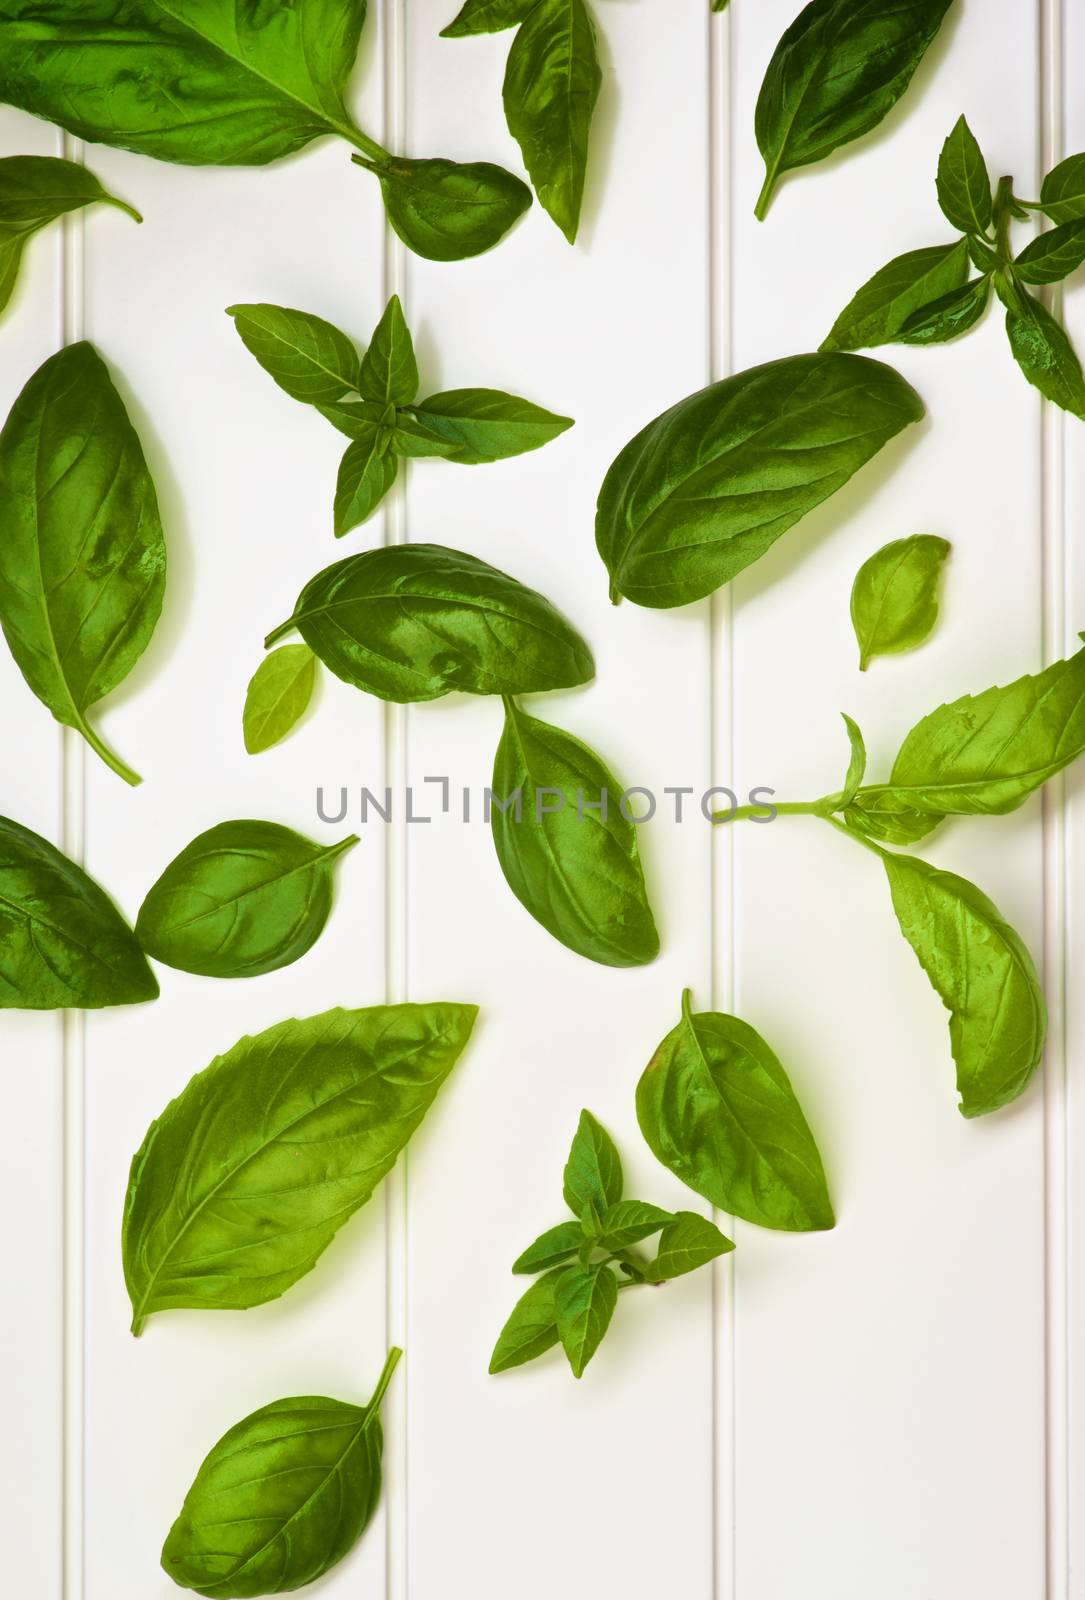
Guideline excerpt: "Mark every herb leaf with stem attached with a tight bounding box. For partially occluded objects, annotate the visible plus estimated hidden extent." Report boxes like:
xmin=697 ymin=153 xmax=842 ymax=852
xmin=0 ymin=155 xmax=140 ymax=318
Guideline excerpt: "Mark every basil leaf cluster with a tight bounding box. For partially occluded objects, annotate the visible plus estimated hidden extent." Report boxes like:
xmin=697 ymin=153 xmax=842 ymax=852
xmin=850 ymin=534 xmax=950 ymax=670
xmin=0 ymin=155 xmax=140 ymax=318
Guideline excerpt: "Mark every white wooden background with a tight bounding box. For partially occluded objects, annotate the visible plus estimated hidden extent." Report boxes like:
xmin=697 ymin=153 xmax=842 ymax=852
xmin=0 ymin=1 xmax=1081 ymax=1595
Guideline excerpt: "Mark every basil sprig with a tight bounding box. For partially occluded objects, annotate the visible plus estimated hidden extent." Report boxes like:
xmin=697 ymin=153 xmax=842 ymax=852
xmin=0 ymin=155 xmax=140 ymax=319
xmin=491 ymin=1110 xmax=733 ymax=1379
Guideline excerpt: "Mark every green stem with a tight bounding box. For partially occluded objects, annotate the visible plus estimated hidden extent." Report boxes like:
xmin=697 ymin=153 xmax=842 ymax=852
xmin=76 ymin=715 xmax=142 ymax=787
xmin=754 ymin=162 xmax=779 ymax=221
xmin=364 ymin=1346 xmax=403 ymax=1420
xmin=993 ymin=175 xmax=1016 ymax=265
xmin=264 ymin=618 xmax=297 ymax=648
xmin=324 ymin=833 xmax=361 ymax=862
xmin=711 ymin=798 xmax=829 ymax=825
xmin=334 ymin=119 xmax=389 ymax=166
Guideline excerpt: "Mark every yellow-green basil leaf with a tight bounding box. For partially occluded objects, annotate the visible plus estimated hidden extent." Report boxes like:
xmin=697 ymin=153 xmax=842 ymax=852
xmin=935 ymin=115 xmax=992 ymax=235
xmin=358 ymin=294 xmax=418 ymax=405
xmin=491 ymin=700 xmax=658 ymax=967
xmin=123 ymin=1002 xmax=478 ymax=1332
xmin=242 ymin=644 xmax=317 ymax=755
xmin=1003 ymin=285 xmax=1085 ymax=417
xmin=334 ymin=431 xmax=398 ymax=535
xmin=161 ymin=1349 xmax=400 ymax=1599
xmin=0 ymin=341 xmax=166 ymax=786
xmin=442 ymin=0 xmax=536 ymax=35
xmin=838 ymin=712 xmax=867 ymax=808
xmin=135 ymin=820 xmax=358 ymax=979
xmin=226 ymin=302 xmax=360 ymax=404
xmin=0 ymin=155 xmax=139 ymax=316
xmin=511 ymin=1220 xmax=584 ymax=1275
xmin=643 ymin=1211 xmax=734 ymax=1283
xmin=897 ymin=274 xmax=991 ymax=345
xmin=597 ymin=352 xmax=923 ymax=609
xmin=850 ymin=534 xmax=950 ymax=670
xmin=490 ymin=1268 xmax=564 ymax=1373
xmin=503 ymin=0 xmax=601 ymax=243
xmin=554 ymin=1262 xmax=617 ymax=1378
xmin=636 ymin=990 xmax=834 ymax=1231
xmin=406 ymin=387 xmax=574 ymax=464
xmin=0 ymin=813 xmax=157 ymax=1011
xmin=1015 ymin=219 xmax=1085 ymax=286
xmin=356 ymin=154 xmax=531 ymax=261
xmin=268 ymin=545 xmax=594 ymax=703
xmin=563 ymin=1108 xmax=623 ymax=1213
xmin=821 ymin=241 xmax=970 ymax=352
xmin=840 ymin=798 xmax=942 ymax=847
xmin=596 ymin=1200 xmax=673 ymax=1252
xmin=1040 ymin=153 xmax=1085 ymax=224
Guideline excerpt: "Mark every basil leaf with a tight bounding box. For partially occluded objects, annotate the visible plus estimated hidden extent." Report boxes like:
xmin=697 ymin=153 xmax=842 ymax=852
xmin=335 ymin=432 xmax=398 ymax=536
xmin=554 ymin=1263 xmax=617 ymax=1378
xmin=358 ymin=295 xmax=418 ymax=406
xmin=491 ymin=699 xmax=659 ymax=967
xmin=596 ymin=1200 xmax=674 ymax=1252
xmin=356 ymin=154 xmax=531 ymax=261
xmin=935 ymin=115 xmax=992 ymax=235
xmin=897 ymin=274 xmax=991 ymax=344
xmin=226 ymin=303 xmax=359 ymax=404
xmin=968 ymin=235 xmax=999 ymax=274
xmin=1002 ymin=283 xmax=1085 ymax=417
xmin=442 ymin=0 xmax=537 ymax=35
xmin=405 ymin=388 xmax=574 ymax=464
xmin=242 ymin=644 xmax=317 ymax=755
xmin=1040 ymin=153 xmax=1085 ymax=224
xmin=821 ymin=241 xmax=970 ymax=352
xmin=317 ymin=397 xmax=387 ymax=439
xmin=389 ymin=412 xmax=461 ymax=458
xmin=597 ymin=352 xmax=923 ymax=608
xmin=1014 ymin=219 xmax=1085 ymax=285
xmin=643 ymin=1211 xmax=734 ymax=1283
xmin=503 ymin=0 xmax=602 ymax=243
xmin=490 ymin=1268 xmax=563 ymax=1372
xmin=712 ymin=0 xmax=731 ymax=10
xmin=0 ymin=341 xmax=166 ymax=786
xmin=838 ymin=713 xmax=867 ymax=808
xmin=754 ymin=0 xmax=955 ymax=218
xmin=512 ymin=1221 xmax=585 ymax=1274
xmin=268 ymin=545 xmax=593 ymax=703
xmin=563 ymin=1108 xmax=623 ymax=1214
xmin=0 ymin=155 xmax=139 ymax=316
xmin=135 ymin=821 xmax=357 ymax=979
xmin=839 ymin=799 xmax=941 ymax=848
xmin=0 ymin=813 xmax=157 ymax=1011
xmin=636 ymin=990 xmax=834 ymax=1231
xmin=124 ymin=1002 xmax=477 ymax=1332
xmin=879 ymin=847 xmax=1045 ymax=1117
xmin=850 ymin=534 xmax=950 ymax=669
xmin=161 ymin=1349 xmax=400 ymax=1599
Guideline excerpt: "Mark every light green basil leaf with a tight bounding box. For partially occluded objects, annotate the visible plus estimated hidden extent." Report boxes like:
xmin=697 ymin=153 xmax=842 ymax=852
xmin=838 ymin=713 xmax=867 ymax=808
xmin=405 ymin=388 xmax=574 ymax=464
xmin=511 ymin=1220 xmax=585 ymax=1275
xmin=490 ymin=1268 xmax=563 ymax=1373
xmin=442 ymin=0 xmax=537 ymax=35
xmin=355 ymin=154 xmax=531 ymax=261
xmin=754 ymin=0 xmax=955 ymax=218
xmin=503 ymin=0 xmax=601 ymax=243
xmin=636 ymin=989 xmax=834 ymax=1231
xmin=491 ymin=699 xmax=659 ymax=967
xmin=243 ymin=644 xmax=317 ymax=755
xmin=1002 ymin=283 xmax=1085 ymax=417
xmin=135 ymin=820 xmax=357 ymax=979
xmin=358 ymin=295 xmax=418 ymax=406
xmin=123 ymin=1001 xmax=477 ymax=1332
xmin=596 ymin=1200 xmax=674 ymax=1252
xmin=563 ymin=1109 xmax=623 ymax=1215
xmin=226 ymin=303 xmax=360 ymax=405
xmin=935 ymin=115 xmax=992 ymax=235
xmin=821 ymin=241 xmax=970 ymax=352
xmin=335 ymin=432 xmax=398 ymax=536
xmin=554 ymin=1263 xmax=617 ymax=1378
xmin=0 ymin=341 xmax=166 ymax=786
xmin=897 ymin=274 xmax=991 ymax=344
xmin=0 ymin=155 xmax=139 ymax=316
xmin=840 ymin=798 xmax=942 ymax=847
xmin=0 ymin=813 xmax=157 ymax=1011
xmin=161 ymin=1349 xmax=400 ymax=1599
xmin=268 ymin=544 xmax=593 ymax=704
xmin=316 ymin=397 xmax=388 ymax=439
xmin=389 ymin=411 xmax=461 ymax=458
xmin=850 ymin=534 xmax=950 ymax=670
xmin=579 ymin=1199 xmax=604 ymax=1243
xmin=597 ymin=352 xmax=923 ymax=609
xmin=1014 ymin=219 xmax=1085 ymax=285
xmin=1040 ymin=153 xmax=1085 ymax=224
xmin=643 ymin=1211 xmax=734 ymax=1283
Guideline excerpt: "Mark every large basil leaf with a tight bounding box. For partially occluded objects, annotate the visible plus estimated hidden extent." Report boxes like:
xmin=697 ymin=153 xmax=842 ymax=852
xmin=1040 ymin=154 xmax=1085 ymax=224
xmin=442 ymin=0 xmax=536 ymax=35
xmin=490 ymin=1268 xmax=564 ymax=1373
xmin=404 ymin=388 xmax=573 ymax=464
xmin=357 ymin=154 xmax=532 ymax=261
xmin=491 ymin=699 xmax=659 ymax=966
xmin=636 ymin=990 xmax=834 ymax=1231
xmin=754 ymin=0 xmax=955 ymax=218
xmin=563 ymin=1108 xmax=623 ymax=1213
xmin=123 ymin=1001 xmax=477 ymax=1332
xmin=596 ymin=352 xmax=923 ymax=608
xmin=242 ymin=644 xmax=317 ymax=755
xmin=503 ymin=0 xmax=601 ymax=243
xmin=226 ymin=303 xmax=359 ymax=404
xmin=267 ymin=545 xmax=594 ymax=703
xmin=643 ymin=1211 xmax=734 ymax=1283
xmin=0 ymin=155 xmax=139 ymax=316
xmin=554 ymin=1262 xmax=617 ymax=1378
xmin=935 ymin=115 xmax=991 ymax=235
xmin=161 ymin=1349 xmax=400 ymax=1599
xmin=850 ymin=534 xmax=950 ymax=670
xmin=0 ymin=342 xmax=166 ymax=785
xmin=1015 ymin=220 xmax=1085 ymax=286
xmin=821 ymin=241 xmax=970 ymax=352
xmin=0 ymin=814 xmax=157 ymax=1011
xmin=136 ymin=820 xmax=358 ymax=979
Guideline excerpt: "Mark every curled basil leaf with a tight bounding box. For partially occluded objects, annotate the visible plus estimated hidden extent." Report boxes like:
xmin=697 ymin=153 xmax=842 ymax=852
xmin=821 ymin=241 xmax=970 ymax=352
xmin=850 ymin=534 xmax=950 ymax=669
xmin=243 ymin=644 xmax=317 ymax=755
xmin=0 ymin=155 xmax=139 ymax=317
xmin=897 ymin=275 xmax=991 ymax=345
xmin=355 ymin=154 xmax=531 ymax=261
xmin=838 ymin=713 xmax=867 ymax=808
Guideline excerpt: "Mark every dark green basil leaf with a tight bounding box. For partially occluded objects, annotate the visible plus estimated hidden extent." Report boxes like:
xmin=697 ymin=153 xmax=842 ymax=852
xmin=1040 ymin=153 xmax=1085 ymax=224
xmin=643 ymin=1211 xmax=734 ymax=1283
xmin=1001 ymin=281 xmax=1085 ymax=417
xmin=512 ymin=1221 xmax=585 ymax=1274
xmin=821 ymin=241 xmax=970 ymax=352
xmin=897 ymin=274 xmax=991 ymax=344
xmin=135 ymin=820 xmax=357 ymax=979
xmin=0 ymin=341 xmax=166 ymax=786
xmin=554 ymin=1262 xmax=617 ymax=1378
xmin=596 ymin=1200 xmax=674 ymax=1252
xmin=442 ymin=0 xmax=537 ymax=35
xmin=0 ymin=813 xmax=157 ymax=1011
xmin=334 ymin=431 xmax=398 ymax=536
xmin=123 ymin=1002 xmax=477 ymax=1332
xmin=935 ymin=115 xmax=992 ymax=235
xmin=754 ymin=0 xmax=955 ymax=218
xmin=226 ymin=303 xmax=359 ymax=404
xmin=0 ymin=155 xmax=139 ymax=316
xmin=636 ymin=990 xmax=834 ymax=1231
xmin=503 ymin=0 xmax=601 ymax=243
xmin=355 ymin=154 xmax=531 ymax=261
xmin=389 ymin=412 xmax=461 ymax=458
xmin=563 ymin=1109 xmax=623 ymax=1214
xmin=243 ymin=644 xmax=317 ymax=755
xmin=968 ymin=235 xmax=999 ymax=274
xmin=490 ymin=1268 xmax=564 ymax=1372
xmin=838 ymin=713 xmax=867 ymax=807
xmin=161 ymin=1349 xmax=400 ymax=1599
xmin=358 ymin=295 xmax=418 ymax=406
xmin=1014 ymin=219 xmax=1085 ymax=285
xmin=491 ymin=699 xmax=659 ymax=967
xmin=850 ymin=534 xmax=950 ymax=669
xmin=405 ymin=388 xmax=574 ymax=464
xmin=597 ymin=352 xmax=923 ymax=608
xmin=711 ymin=0 xmax=731 ymax=10
xmin=268 ymin=545 xmax=593 ymax=704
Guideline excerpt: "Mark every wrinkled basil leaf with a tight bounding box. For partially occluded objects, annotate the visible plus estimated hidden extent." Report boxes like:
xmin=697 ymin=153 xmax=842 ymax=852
xmin=554 ymin=1262 xmax=617 ymax=1378
xmin=0 ymin=155 xmax=139 ymax=316
xmin=226 ymin=303 xmax=359 ymax=404
xmin=821 ymin=241 xmax=970 ymax=352
xmin=1040 ymin=153 xmax=1085 ymax=225
xmin=358 ymin=294 xmax=418 ymax=406
xmin=643 ymin=1211 xmax=734 ymax=1283
xmin=243 ymin=644 xmax=317 ymax=755
xmin=563 ymin=1108 xmax=623 ymax=1214
xmin=935 ymin=115 xmax=992 ymax=235
xmin=442 ymin=0 xmax=536 ymax=35
xmin=490 ymin=1268 xmax=564 ymax=1372
xmin=850 ymin=534 xmax=950 ymax=669
xmin=1001 ymin=282 xmax=1085 ymax=416
xmin=512 ymin=1220 xmax=585 ymax=1275
xmin=334 ymin=429 xmax=398 ymax=535
xmin=897 ymin=274 xmax=991 ymax=344
xmin=356 ymin=154 xmax=531 ymax=261
xmin=404 ymin=388 xmax=573 ymax=464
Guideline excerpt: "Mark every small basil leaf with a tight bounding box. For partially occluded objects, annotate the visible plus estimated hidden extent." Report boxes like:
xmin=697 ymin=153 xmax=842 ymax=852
xmin=821 ymin=240 xmax=970 ymax=351
xmin=0 ymin=813 xmax=157 ymax=1010
xmin=389 ymin=412 xmax=461 ymax=458
xmin=124 ymin=1002 xmax=477 ymax=1332
xmin=754 ymin=0 xmax=955 ymax=218
xmin=1040 ymin=153 xmax=1085 ymax=224
xmin=243 ymin=644 xmax=317 ymax=755
xmin=554 ymin=1263 xmax=618 ymax=1378
xmin=358 ymin=294 xmax=418 ymax=405
xmin=511 ymin=1221 xmax=585 ymax=1274
xmin=269 ymin=545 xmax=593 ymax=702
xmin=850 ymin=534 xmax=950 ymax=670
xmin=1002 ymin=284 xmax=1085 ymax=417
xmin=503 ymin=0 xmax=602 ymax=243
xmin=442 ymin=0 xmax=537 ymax=35
xmin=580 ymin=1199 xmax=604 ymax=1242
xmin=935 ymin=115 xmax=992 ymax=235
xmin=643 ymin=1211 xmax=734 ymax=1283
xmin=226 ymin=302 xmax=360 ymax=405
xmin=406 ymin=388 xmax=574 ymax=464
xmin=636 ymin=989 xmax=835 ymax=1231
xmin=356 ymin=154 xmax=531 ymax=261
xmin=897 ymin=275 xmax=991 ymax=344
xmin=596 ymin=1200 xmax=674 ymax=1252
xmin=597 ymin=352 xmax=923 ymax=608
xmin=161 ymin=1350 xmax=400 ymax=1599
xmin=335 ymin=432 xmax=398 ymax=535
xmin=1014 ymin=218 xmax=1085 ymax=286
xmin=563 ymin=1109 xmax=623 ymax=1215
xmin=135 ymin=820 xmax=358 ymax=979
xmin=316 ymin=397 xmax=388 ymax=439
xmin=491 ymin=698 xmax=659 ymax=967
xmin=0 ymin=155 xmax=139 ymax=317
xmin=840 ymin=800 xmax=942 ymax=847
xmin=490 ymin=1268 xmax=564 ymax=1372
xmin=967 ymin=235 xmax=999 ymax=273
xmin=838 ymin=713 xmax=867 ymax=807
